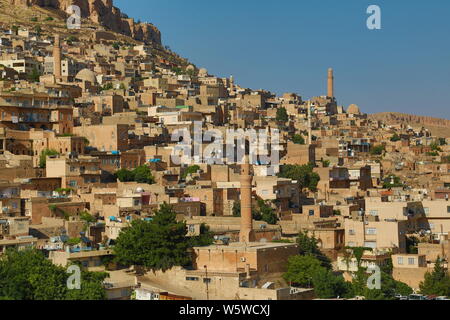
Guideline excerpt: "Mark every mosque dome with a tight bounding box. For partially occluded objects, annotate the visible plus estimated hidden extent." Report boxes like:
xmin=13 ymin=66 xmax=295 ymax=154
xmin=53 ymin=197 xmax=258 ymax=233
xmin=75 ymin=69 xmax=97 ymax=84
xmin=198 ymin=68 xmax=208 ymax=77
xmin=347 ymin=104 xmax=361 ymax=115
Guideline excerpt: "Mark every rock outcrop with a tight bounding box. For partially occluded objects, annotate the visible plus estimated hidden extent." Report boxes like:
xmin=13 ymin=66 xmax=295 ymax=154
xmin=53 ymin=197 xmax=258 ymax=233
xmin=369 ymin=112 xmax=450 ymax=127
xmin=9 ymin=0 xmax=162 ymax=45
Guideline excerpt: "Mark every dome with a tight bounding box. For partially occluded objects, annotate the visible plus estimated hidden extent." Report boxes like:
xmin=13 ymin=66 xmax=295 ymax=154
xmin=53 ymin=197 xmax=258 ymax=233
xmin=75 ymin=69 xmax=97 ymax=84
xmin=347 ymin=104 xmax=361 ymax=114
xmin=198 ymin=68 xmax=208 ymax=77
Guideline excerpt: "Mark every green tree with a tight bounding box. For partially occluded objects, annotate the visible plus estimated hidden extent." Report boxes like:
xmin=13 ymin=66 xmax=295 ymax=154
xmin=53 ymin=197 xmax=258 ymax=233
xmin=65 ymin=269 xmax=108 ymax=300
xmin=257 ymin=200 xmax=278 ymax=225
xmin=188 ymin=223 xmax=214 ymax=247
xmin=419 ymin=258 xmax=450 ymax=297
xmin=370 ymin=145 xmax=385 ymax=156
xmin=80 ymin=211 xmax=96 ymax=224
xmin=276 ymin=107 xmax=289 ymax=123
xmin=113 ymin=203 xmax=191 ymax=272
xmin=382 ymin=175 xmax=403 ymax=189
xmin=133 ymin=165 xmax=155 ymax=184
xmin=66 ymin=238 xmax=81 ymax=246
xmin=66 ymin=36 xmax=78 ymax=42
xmin=292 ymin=134 xmax=305 ymax=145
xmin=27 ymin=67 xmax=41 ymax=83
xmin=312 ymin=268 xmax=351 ymax=299
xmin=0 ymin=249 xmax=106 ymax=300
xmin=278 ymin=164 xmax=320 ymax=192
xmin=390 ymin=133 xmax=401 ymax=142
xmin=283 ymin=255 xmax=324 ymax=287
xmin=181 ymin=165 xmax=200 ymax=180
xmin=34 ymin=26 xmax=42 ymax=36
xmin=100 ymin=83 xmax=114 ymax=91
xmin=115 ymin=168 xmax=134 ymax=182
xmin=430 ymin=142 xmax=443 ymax=152
xmin=296 ymin=231 xmax=332 ymax=269
xmin=39 ymin=149 xmax=59 ymax=168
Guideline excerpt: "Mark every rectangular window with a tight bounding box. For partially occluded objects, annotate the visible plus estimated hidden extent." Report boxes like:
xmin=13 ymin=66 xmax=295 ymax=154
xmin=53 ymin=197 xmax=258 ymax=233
xmin=447 ymin=206 xmax=450 ymax=213
xmin=203 ymin=278 xmax=211 ymax=284
xmin=349 ymin=229 xmax=355 ymax=235
xmin=186 ymin=277 xmax=199 ymax=281
xmin=364 ymin=241 xmax=376 ymax=249
xmin=398 ymin=257 xmax=404 ymax=265
xmin=408 ymin=258 xmax=415 ymax=265
xmin=366 ymin=228 xmax=377 ymax=235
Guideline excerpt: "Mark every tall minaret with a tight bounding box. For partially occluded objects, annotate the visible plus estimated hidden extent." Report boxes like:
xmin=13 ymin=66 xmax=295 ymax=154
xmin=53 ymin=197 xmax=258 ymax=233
xmin=53 ymin=34 xmax=62 ymax=80
xmin=240 ymin=155 xmax=255 ymax=243
xmin=327 ymin=68 xmax=334 ymax=98
xmin=307 ymin=101 xmax=312 ymax=145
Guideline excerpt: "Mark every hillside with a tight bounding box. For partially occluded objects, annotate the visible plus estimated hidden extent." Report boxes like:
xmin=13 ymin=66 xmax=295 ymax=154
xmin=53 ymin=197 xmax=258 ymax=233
xmin=0 ymin=0 xmax=192 ymax=68
xmin=368 ymin=112 xmax=450 ymax=137
xmin=5 ymin=0 xmax=161 ymax=44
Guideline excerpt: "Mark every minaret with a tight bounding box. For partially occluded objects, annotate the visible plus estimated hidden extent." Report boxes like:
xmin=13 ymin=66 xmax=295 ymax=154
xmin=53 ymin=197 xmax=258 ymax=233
xmin=327 ymin=68 xmax=334 ymax=98
xmin=53 ymin=34 xmax=62 ymax=80
xmin=307 ymin=101 xmax=312 ymax=145
xmin=240 ymin=155 xmax=255 ymax=243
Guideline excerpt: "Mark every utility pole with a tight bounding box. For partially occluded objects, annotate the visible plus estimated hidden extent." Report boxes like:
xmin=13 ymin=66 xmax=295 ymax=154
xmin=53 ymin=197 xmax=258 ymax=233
xmin=204 ymin=265 xmax=209 ymax=300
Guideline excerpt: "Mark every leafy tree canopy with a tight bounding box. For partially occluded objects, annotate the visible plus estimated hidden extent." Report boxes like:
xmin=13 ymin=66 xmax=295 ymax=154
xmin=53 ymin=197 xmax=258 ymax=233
xmin=370 ymin=145 xmax=385 ymax=156
xmin=276 ymin=107 xmax=289 ymax=123
xmin=278 ymin=164 xmax=320 ymax=192
xmin=181 ymin=165 xmax=201 ymax=180
xmin=115 ymin=165 xmax=155 ymax=184
xmin=292 ymin=134 xmax=305 ymax=145
xmin=113 ymin=203 xmax=191 ymax=272
xmin=296 ymin=231 xmax=332 ymax=270
xmin=0 ymin=249 xmax=107 ymax=300
xmin=419 ymin=258 xmax=450 ymax=297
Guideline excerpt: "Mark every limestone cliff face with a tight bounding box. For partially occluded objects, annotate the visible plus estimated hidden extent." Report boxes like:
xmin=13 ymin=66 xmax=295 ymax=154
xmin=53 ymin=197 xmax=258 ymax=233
xmin=9 ymin=0 xmax=162 ymax=45
xmin=369 ymin=112 xmax=450 ymax=127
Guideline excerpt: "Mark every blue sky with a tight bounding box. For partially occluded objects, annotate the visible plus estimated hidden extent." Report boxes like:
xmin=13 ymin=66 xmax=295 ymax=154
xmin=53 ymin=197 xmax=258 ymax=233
xmin=116 ymin=0 xmax=450 ymax=119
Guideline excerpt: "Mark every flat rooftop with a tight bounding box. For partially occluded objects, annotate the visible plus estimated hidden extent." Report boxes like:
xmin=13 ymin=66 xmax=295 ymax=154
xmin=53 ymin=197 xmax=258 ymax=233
xmin=193 ymin=241 xmax=297 ymax=252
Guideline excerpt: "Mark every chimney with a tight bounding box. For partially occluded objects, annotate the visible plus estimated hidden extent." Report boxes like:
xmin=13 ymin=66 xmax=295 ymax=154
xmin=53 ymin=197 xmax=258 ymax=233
xmin=239 ymin=155 xmax=255 ymax=243
xmin=327 ymin=68 xmax=334 ymax=98
xmin=53 ymin=34 xmax=62 ymax=80
xmin=245 ymin=264 xmax=251 ymax=279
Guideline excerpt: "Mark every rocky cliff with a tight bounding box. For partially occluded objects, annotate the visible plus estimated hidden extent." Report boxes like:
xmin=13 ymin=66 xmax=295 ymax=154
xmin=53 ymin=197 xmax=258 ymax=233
xmin=8 ymin=0 xmax=161 ymax=45
xmin=369 ymin=112 xmax=450 ymax=137
xmin=369 ymin=112 xmax=450 ymax=127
